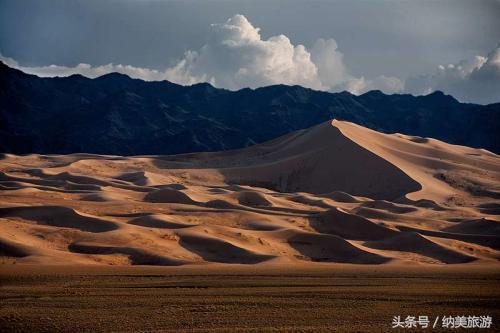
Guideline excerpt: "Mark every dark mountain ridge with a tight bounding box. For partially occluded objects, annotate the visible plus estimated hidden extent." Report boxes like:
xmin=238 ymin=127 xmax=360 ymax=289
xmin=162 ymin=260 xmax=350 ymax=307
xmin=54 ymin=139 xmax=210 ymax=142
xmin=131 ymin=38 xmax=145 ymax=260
xmin=1 ymin=61 xmax=498 ymax=155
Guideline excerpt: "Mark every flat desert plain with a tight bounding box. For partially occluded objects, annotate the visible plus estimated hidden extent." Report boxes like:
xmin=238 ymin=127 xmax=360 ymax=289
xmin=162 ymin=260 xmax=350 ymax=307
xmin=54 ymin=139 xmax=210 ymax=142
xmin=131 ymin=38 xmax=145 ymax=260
xmin=1 ymin=264 xmax=499 ymax=332
xmin=1 ymin=120 xmax=499 ymax=331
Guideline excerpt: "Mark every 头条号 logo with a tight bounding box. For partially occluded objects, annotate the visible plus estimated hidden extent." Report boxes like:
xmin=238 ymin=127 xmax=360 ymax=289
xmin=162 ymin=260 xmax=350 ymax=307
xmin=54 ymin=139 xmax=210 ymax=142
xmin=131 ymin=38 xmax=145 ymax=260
xmin=392 ymin=315 xmax=493 ymax=329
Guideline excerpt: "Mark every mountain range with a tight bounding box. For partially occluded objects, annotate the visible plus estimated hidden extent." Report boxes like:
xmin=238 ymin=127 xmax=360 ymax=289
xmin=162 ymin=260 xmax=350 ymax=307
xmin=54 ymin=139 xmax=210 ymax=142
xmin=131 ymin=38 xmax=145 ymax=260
xmin=1 ymin=61 xmax=499 ymax=155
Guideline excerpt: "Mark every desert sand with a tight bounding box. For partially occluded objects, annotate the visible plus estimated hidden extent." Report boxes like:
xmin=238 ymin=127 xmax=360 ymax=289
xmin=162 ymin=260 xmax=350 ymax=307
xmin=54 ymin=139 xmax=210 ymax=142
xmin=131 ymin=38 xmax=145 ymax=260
xmin=0 ymin=120 xmax=499 ymax=267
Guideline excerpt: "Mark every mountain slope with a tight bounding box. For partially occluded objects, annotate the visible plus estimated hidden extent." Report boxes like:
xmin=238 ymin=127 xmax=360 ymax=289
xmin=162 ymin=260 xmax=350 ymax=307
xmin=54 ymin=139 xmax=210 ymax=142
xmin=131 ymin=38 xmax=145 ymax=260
xmin=1 ymin=62 xmax=499 ymax=155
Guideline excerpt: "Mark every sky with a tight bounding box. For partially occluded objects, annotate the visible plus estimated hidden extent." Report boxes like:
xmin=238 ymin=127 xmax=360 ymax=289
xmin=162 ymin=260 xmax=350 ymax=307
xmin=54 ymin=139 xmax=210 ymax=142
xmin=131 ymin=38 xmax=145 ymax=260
xmin=1 ymin=0 xmax=499 ymax=104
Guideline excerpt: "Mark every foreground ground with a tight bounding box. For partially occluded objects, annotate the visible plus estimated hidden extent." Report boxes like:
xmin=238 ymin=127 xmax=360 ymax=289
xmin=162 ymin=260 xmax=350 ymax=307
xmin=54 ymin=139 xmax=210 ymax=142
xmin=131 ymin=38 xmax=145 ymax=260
xmin=1 ymin=264 xmax=499 ymax=332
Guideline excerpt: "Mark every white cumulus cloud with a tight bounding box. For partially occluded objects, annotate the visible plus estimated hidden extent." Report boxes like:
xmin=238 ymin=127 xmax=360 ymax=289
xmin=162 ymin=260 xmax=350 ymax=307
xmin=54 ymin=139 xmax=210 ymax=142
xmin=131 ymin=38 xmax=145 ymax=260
xmin=156 ymin=15 xmax=404 ymax=94
xmin=166 ymin=15 xmax=322 ymax=90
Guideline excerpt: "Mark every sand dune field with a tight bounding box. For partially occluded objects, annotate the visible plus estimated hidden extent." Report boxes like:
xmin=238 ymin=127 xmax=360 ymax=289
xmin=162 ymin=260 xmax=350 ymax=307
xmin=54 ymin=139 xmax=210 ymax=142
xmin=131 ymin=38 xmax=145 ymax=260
xmin=1 ymin=120 xmax=499 ymax=266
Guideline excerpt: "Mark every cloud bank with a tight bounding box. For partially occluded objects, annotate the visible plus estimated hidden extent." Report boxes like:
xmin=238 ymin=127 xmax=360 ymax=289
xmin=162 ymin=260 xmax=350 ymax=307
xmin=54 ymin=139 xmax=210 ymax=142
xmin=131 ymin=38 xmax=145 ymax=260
xmin=1 ymin=15 xmax=498 ymax=104
xmin=406 ymin=44 xmax=500 ymax=104
xmin=0 ymin=15 xmax=400 ymax=95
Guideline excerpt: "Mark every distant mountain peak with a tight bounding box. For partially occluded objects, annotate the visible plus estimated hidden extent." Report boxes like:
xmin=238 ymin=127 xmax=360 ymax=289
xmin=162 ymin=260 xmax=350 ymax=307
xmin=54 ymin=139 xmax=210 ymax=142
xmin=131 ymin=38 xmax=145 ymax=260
xmin=423 ymin=90 xmax=459 ymax=104
xmin=95 ymin=72 xmax=133 ymax=81
xmin=64 ymin=73 xmax=90 ymax=80
xmin=361 ymin=90 xmax=386 ymax=98
xmin=426 ymin=90 xmax=450 ymax=98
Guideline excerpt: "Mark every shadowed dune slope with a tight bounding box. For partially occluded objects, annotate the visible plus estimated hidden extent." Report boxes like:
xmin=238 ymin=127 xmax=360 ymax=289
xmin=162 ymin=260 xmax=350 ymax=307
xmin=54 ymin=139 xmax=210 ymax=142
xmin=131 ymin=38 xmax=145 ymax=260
xmin=311 ymin=207 xmax=398 ymax=241
xmin=0 ymin=206 xmax=118 ymax=232
xmin=196 ymin=121 xmax=423 ymax=200
xmin=443 ymin=218 xmax=500 ymax=236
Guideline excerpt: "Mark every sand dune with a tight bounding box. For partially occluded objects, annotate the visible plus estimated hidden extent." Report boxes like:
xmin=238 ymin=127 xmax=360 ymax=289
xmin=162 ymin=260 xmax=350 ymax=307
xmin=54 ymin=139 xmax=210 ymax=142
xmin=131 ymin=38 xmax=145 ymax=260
xmin=0 ymin=206 xmax=119 ymax=232
xmin=144 ymin=188 xmax=197 ymax=204
xmin=1 ymin=120 xmax=499 ymax=266
xmin=443 ymin=218 xmax=500 ymax=236
xmin=129 ymin=214 xmax=197 ymax=229
xmin=285 ymin=230 xmax=390 ymax=264
xmin=177 ymin=231 xmax=275 ymax=264
xmin=0 ymin=237 xmax=32 ymax=258
xmin=235 ymin=191 xmax=273 ymax=207
xmin=68 ymin=242 xmax=187 ymax=266
xmin=363 ymin=232 xmax=475 ymax=264
xmin=311 ymin=207 xmax=398 ymax=241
